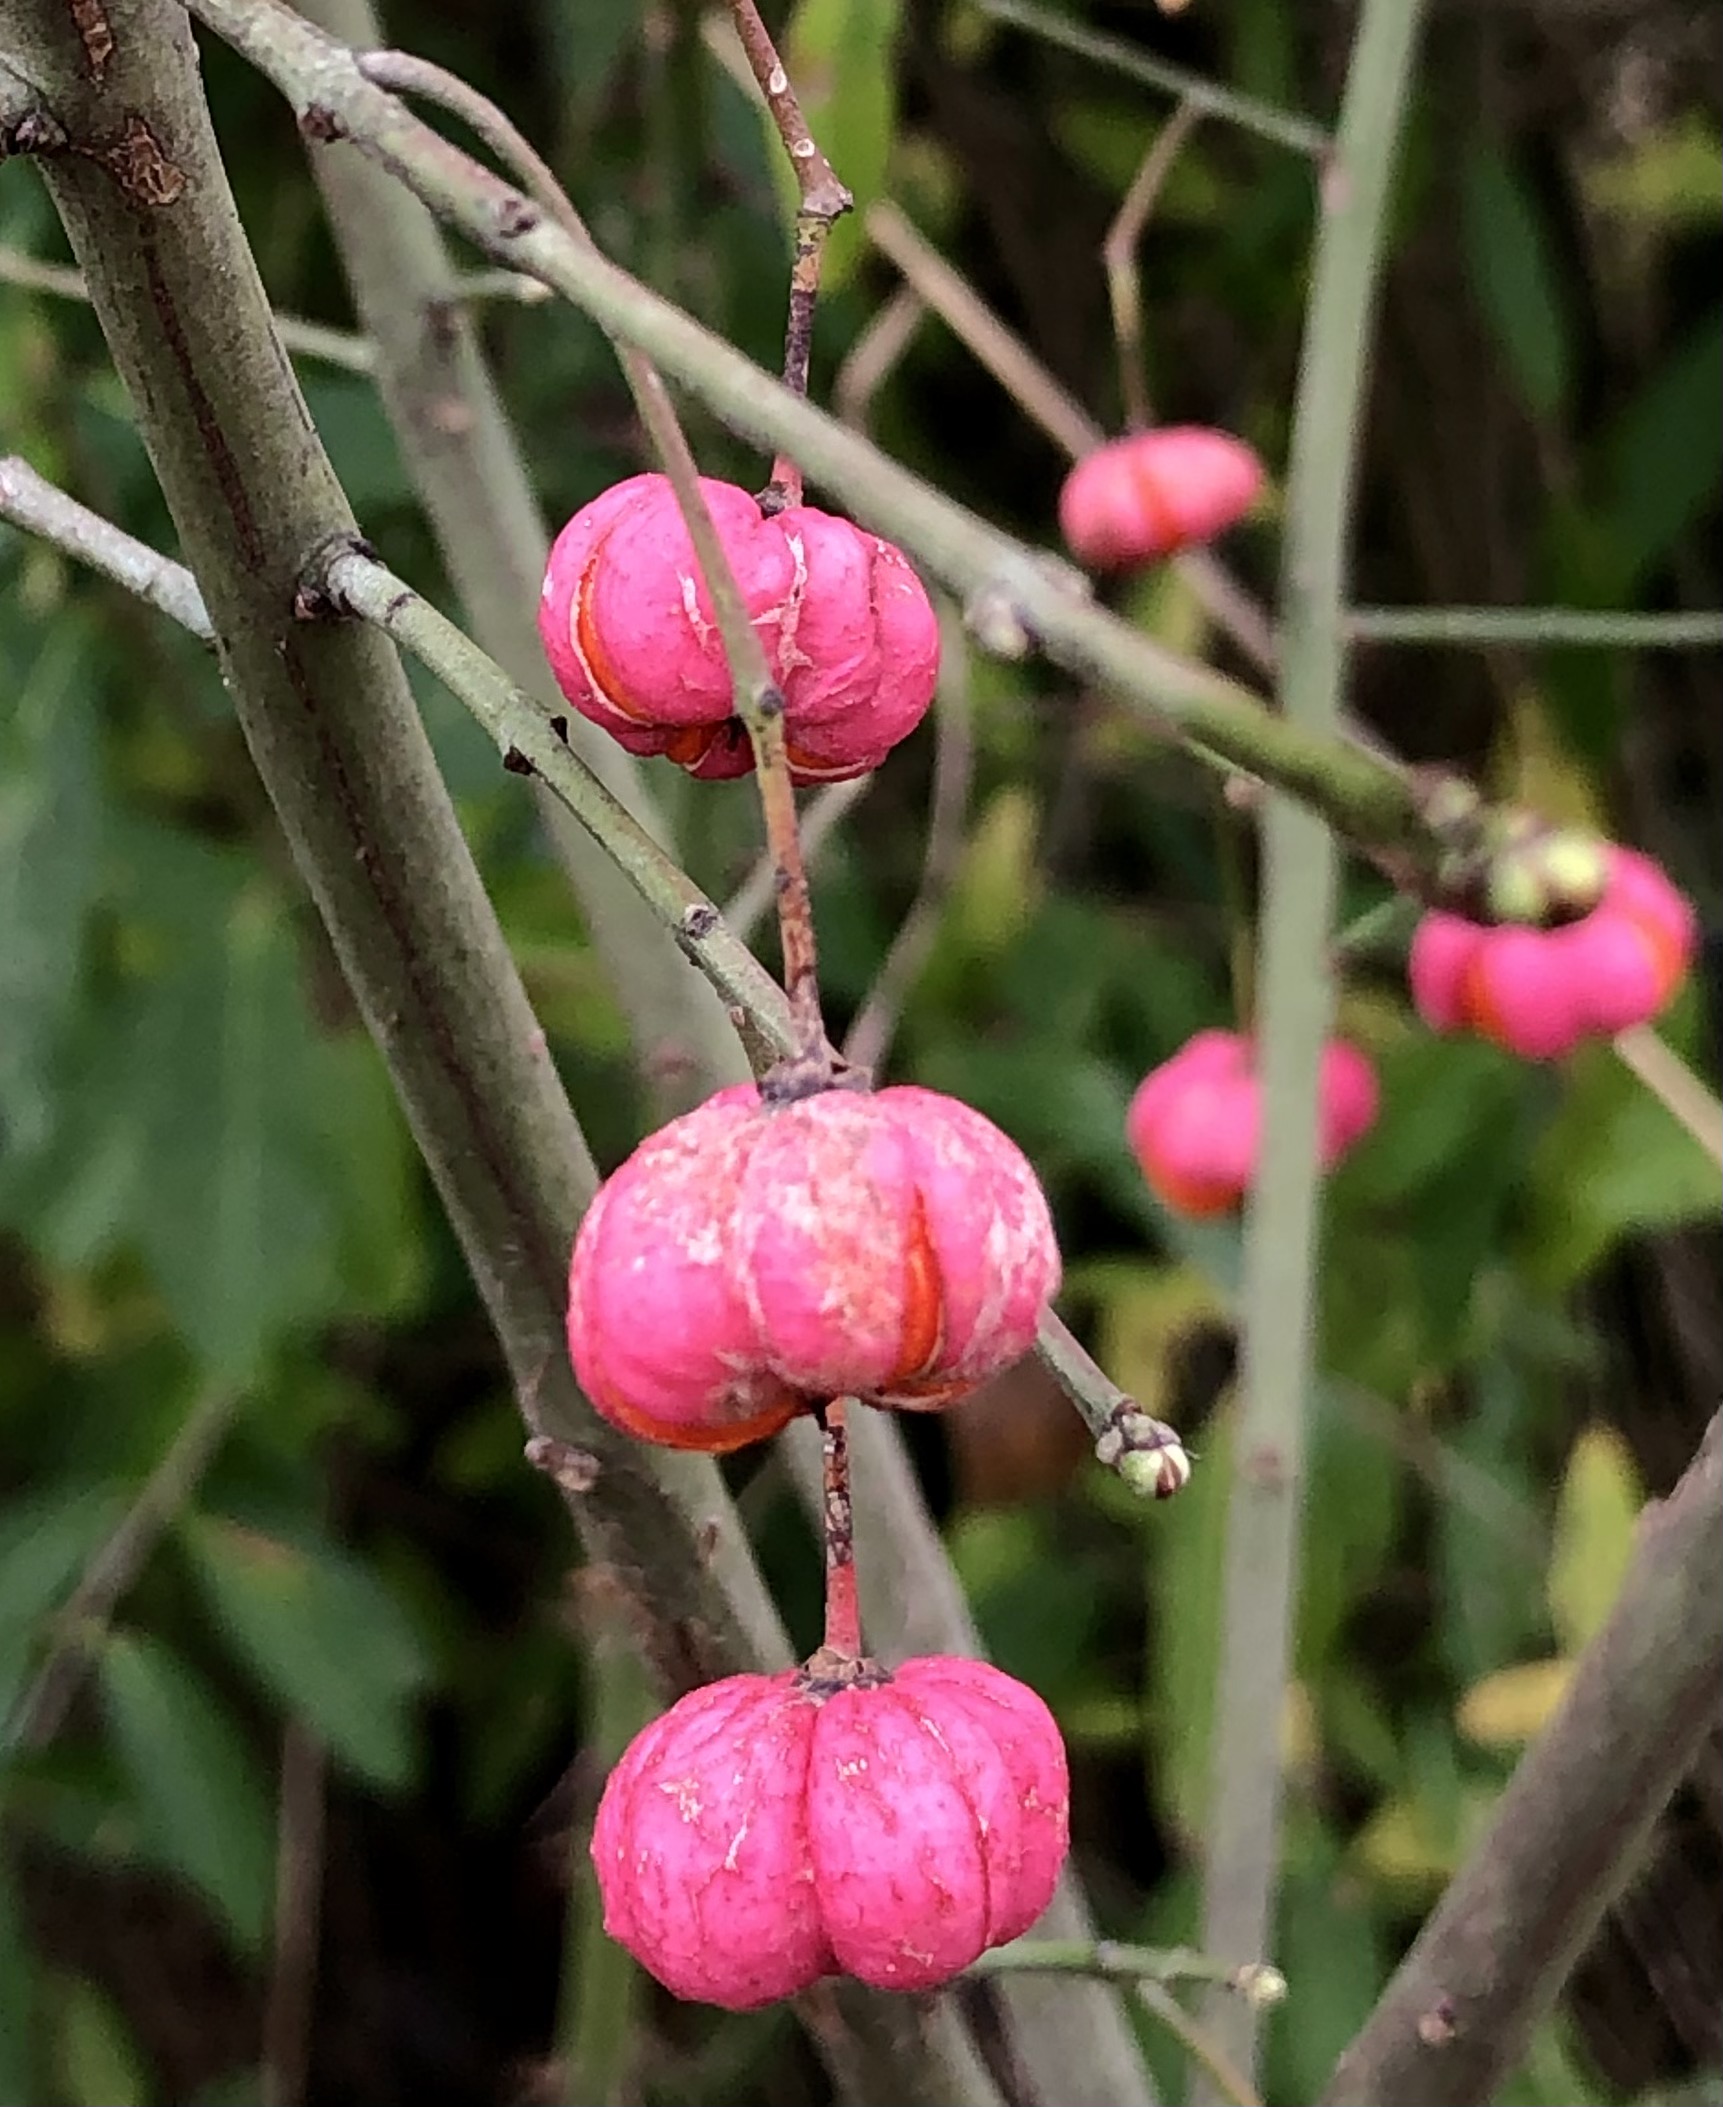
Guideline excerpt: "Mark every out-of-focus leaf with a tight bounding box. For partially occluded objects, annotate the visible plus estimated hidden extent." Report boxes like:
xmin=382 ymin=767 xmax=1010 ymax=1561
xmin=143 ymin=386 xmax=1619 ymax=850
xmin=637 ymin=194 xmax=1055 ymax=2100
xmin=947 ymin=785 xmax=1042 ymax=958
xmin=772 ymin=0 xmax=900 ymax=291
xmin=0 ymin=1485 xmax=124 ymax=1728
xmin=98 ymin=1631 xmax=274 ymax=1949
xmin=1604 ymin=308 xmax=1723 ymax=583
xmin=44 ymin=1973 xmax=148 ymax=2107
xmin=1435 ymin=1357 xmax=1548 ymax=1685
xmin=0 ymin=1856 xmax=35 ymax=2101
xmin=1090 ymin=1262 xmax=1226 ymax=1427
xmin=1584 ymin=114 xmax=1723 ymax=231
xmin=1547 ymin=1425 xmax=1643 ymax=1653
xmin=1523 ymin=1042 xmax=1718 ymax=1289
xmin=1456 ymin=1656 xmax=1572 ymax=1748
xmin=184 ymin=1515 xmax=432 ymax=1789
xmin=0 ymin=627 xmax=101 ymax=1165
xmin=1265 ymin=1826 xmax=1388 ymax=2107
xmin=1460 ymin=143 xmax=1572 ymax=419
xmin=946 ymin=1507 xmax=1101 ymax=1707
xmin=1298 ymin=1391 xmax=1400 ymax=1680
xmin=1144 ymin=1403 xmax=1233 ymax=1839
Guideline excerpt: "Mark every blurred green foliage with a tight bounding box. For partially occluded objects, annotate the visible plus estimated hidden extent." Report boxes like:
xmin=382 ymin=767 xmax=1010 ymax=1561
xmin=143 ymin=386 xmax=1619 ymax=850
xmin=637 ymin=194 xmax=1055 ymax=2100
xmin=2 ymin=0 xmax=1720 ymax=2101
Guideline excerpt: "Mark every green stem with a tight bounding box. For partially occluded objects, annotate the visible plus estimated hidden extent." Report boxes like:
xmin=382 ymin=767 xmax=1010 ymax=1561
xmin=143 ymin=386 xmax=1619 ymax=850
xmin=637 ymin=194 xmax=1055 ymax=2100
xmin=1348 ymin=605 xmax=1723 ymax=648
xmin=177 ymin=0 xmax=1456 ymax=886
xmin=968 ymin=1939 xmax=1286 ymax=2003
xmin=975 ymin=0 xmax=1332 ymax=159
xmin=1194 ymin=0 xmax=1427 ymax=2097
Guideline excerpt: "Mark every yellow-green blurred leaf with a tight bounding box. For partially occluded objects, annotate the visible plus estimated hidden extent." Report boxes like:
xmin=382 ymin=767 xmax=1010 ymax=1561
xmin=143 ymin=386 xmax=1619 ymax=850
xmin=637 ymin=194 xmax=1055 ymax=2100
xmin=1547 ymin=1425 xmax=1642 ymax=1652
xmin=1584 ymin=115 xmax=1723 ymax=232
xmin=948 ymin=785 xmax=1041 ymax=957
xmin=1092 ymin=1262 xmax=1225 ymax=1428
xmin=1353 ymin=1794 xmax=1456 ymax=1897
xmin=771 ymin=0 xmax=901 ymax=291
xmin=1456 ymin=1656 xmax=1572 ymax=1749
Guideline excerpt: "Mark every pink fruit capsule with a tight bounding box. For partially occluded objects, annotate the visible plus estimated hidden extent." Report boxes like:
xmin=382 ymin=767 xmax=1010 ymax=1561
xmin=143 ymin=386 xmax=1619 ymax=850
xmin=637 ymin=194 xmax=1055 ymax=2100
xmin=1125 ymin=1029 xmax=1379 ymax=1218
xmin=1059 ymin=426 xmax=1266 ymax=572
xmin=538 ymin=475 xmax=939 ymax=784
xmin=591 ymin=1652 xmax=1069 ymax=2008
xmin=1408 ymin=846 xmax=1696 ymax=1061
xmin=566 ymin=1083 xmax=1061 ymax=1450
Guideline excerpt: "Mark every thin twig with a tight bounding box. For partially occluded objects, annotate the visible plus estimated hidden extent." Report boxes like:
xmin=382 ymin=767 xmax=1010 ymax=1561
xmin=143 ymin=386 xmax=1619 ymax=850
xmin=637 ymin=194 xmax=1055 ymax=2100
xmin=969 ymin=1938 xmax=1286 ymax=2004
xmin=976 ymin=0 xmax=1332 ymax=159
xmin=4 ymin=1388 xmax=240 ymax=1754
xmin=816 ymin=1398 xmax=863 ymax=1661
xmin=354 ymin=44 xmax=827 ymax=1069
xmin=261 ymin=1722 xmax=326 ymax=2107
xmin=1194 ymin=3 xmax=1427 ymax=2096
xmin=723 ymin=0 xmax=852 ymax=506
xmin=844 ymin=606 xmax=975 ymax=1075
xmin=1347 ymin=605 xmax=1723 ymax=648
xmin=860 ymin=199 xmax=1279 ymax=677
xmin=1101 ymin=101 xmax=1201 ymax=431
xmin=1 ymin=453 xmax=214 ymax=637
xmin=1138 ymin=1981 xmax=1264 ymax=2107
xmin=834 ymin=282 xmax=924 ymax=432
xmin=725 ymin=780 xmax=869 ymax=943
xmin=1614 ymin=1025 xmax=1723 ymax=1166
xmin=1323 ymin=1415 xmax=1723 ymax=2107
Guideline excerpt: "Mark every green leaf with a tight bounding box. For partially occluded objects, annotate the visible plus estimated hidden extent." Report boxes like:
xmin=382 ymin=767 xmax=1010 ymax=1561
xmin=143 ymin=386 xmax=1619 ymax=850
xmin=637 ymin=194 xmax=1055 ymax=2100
xmin=0 ymin=1485 xmax=124 ymax=1728
xmin=770 ymin=0 xmax=901 ymax=291
xmin=1297 ymin=1389 xmax=1400 ymax=1681
xmin=0 ymin=625 xmax=102 ymax=1164
xmin=1460 ymin=143 xmax=1572 ymax=419
xmin=184 ymin=1516 xmax=431 ymax=1790
xmin=44 ymin=1973 xmax=149 ymax=2107
xmin=1144 ymin=1407 xmax=1233 ymax=1839
xmin=1523 ymin=1039 xmax=1720 ymax=1289
xmin=0 ymin=1857 xmax=36 ymax=2102
xmin=1547 ymin=1426 xmax=1643 ymax=1652
xmin=97 ymin=1631 xmax=274 ymax=1949
xmin=1604 ymin=308 xmax=1723 ymax=583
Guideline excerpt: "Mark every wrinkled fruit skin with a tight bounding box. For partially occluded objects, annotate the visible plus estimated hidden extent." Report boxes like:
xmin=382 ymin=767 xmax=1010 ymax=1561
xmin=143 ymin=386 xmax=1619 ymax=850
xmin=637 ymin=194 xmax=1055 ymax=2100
xmin=592 ymin=1654 xmax=1069 ymax=2008
xmin=1126 ymin=1029 xmax=1379 ymax=1219
xmin=567 ymin=1084 xmax=1060 ymax=1450
xmin=538 ymin=473 xmax=940 ymax=783
xmin=1409 ymin=846 xmax=1696 ymax=1061
xmin=1058 ymin=426 xmax=1265 ymax=572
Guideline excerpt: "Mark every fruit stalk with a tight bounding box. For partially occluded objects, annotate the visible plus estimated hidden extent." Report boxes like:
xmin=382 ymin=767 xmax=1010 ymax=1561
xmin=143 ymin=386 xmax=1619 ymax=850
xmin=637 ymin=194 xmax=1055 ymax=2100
xmin=818 ymin=1398 xmax=863 ymax=1661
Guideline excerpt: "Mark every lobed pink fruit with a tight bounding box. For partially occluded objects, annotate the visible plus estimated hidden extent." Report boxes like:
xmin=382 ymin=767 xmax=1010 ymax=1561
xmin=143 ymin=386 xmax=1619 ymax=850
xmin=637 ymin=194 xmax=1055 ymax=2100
xmin=1058 ymin=426 xmax=1265 ymax=573
xmin=1125 ymin=1028 xmax=1379 ymax=1219
xmin=1408 ymin=846 xmax=1696 ymax=1061
xmin=567 ymin=1083 xmax=1061 ymax=1450
xmin=591 ymin=1653 xmax=1069 ymax=2008
xmin=538 ymin=474 xmax=939 ymax=784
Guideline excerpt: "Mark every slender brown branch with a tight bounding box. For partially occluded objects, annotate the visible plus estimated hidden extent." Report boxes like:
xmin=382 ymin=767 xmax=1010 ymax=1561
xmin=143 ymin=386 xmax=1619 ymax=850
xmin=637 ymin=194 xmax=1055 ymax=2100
xmin=3 ymin=1387 xmax=240 ymax=1753
xmin=725 ymin=779 xmax=869 ymax=942
xmin=844 ymin=606 xmax=975 ymax=1075
xmin=834 ymin=282 xmax=924 ymax=432
xmin=723 ymin=0 xmax=852 ymax=505
xmin=261 ymin=1722 xmax=326 ymax=2107
xmin=1102 ymin=102 xmax=1201 ymax=431
xmin=1323 ymin=1415 xmax=1723 ymax=2106
xmin=816 ymin=1399 xmax=863 ymax=1662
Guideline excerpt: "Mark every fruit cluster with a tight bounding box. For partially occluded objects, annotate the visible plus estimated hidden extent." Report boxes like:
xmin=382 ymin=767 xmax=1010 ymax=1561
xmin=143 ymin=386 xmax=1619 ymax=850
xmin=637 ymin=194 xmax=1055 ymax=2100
xmin=543 ymin=429 xmax=1698 ymax=2014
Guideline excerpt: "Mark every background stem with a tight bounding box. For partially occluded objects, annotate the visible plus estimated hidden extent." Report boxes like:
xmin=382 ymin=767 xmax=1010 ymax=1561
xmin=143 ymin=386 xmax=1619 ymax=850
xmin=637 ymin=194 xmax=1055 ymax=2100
xmin=1193 ymin=0 xmax=1428 ymax=2094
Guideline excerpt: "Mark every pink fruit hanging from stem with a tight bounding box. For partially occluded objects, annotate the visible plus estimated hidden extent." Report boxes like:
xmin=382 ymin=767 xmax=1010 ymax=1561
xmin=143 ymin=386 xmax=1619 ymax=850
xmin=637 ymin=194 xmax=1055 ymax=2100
xmin=590 ymin=1650 xmax=1070 ymax=2009
xmin=1059 ymin=426 xmax=1266 ymax=572
xmin=1125 ymin=1029 xmax=1379 ymax=1218
xmin=1408 ymin=846 xmax=1696 ymax=1061
xmin=538 ymin=473 xmax=939 ymax=783
xmin=566 ymin=1083 xmax=1061 ymax=1451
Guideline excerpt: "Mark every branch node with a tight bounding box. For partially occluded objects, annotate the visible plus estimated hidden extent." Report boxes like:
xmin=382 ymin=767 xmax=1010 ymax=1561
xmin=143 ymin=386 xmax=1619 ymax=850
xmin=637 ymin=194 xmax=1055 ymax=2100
xmin=1094 ymin=1405 xmax=1193 ymax=1500
xmin=1 ymin=106 xmax=69 ymax=158
xmin=524 ymin=1436 xmax=602 ymax=1496
xmin=297 ymin=103 xmax=346 ymax=144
